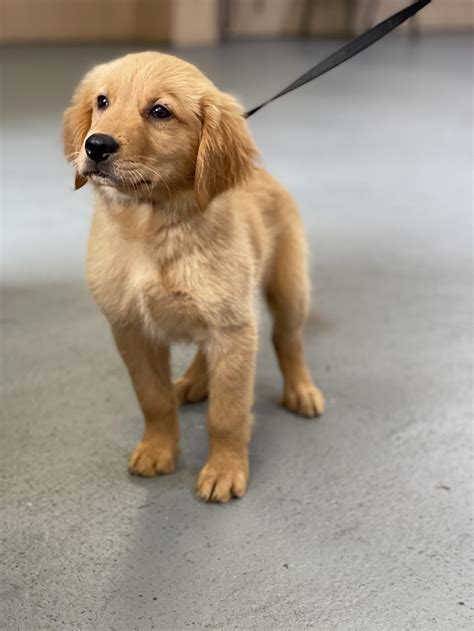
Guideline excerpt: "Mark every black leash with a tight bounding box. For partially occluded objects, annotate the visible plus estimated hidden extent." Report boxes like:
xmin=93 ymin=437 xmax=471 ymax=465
xmin=245 ymin=0 xmax=431 ymax=118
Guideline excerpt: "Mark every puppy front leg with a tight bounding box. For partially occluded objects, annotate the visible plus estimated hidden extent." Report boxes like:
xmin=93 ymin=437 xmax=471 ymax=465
xmin=197 ymin=322 xmax=257 ymax=502
xmin=112 ymin=326 xmax=179 ymax=476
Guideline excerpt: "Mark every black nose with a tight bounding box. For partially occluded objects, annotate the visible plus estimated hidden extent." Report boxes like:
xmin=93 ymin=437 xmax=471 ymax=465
xmin=85 ymin=133 xmax=119 ymax=163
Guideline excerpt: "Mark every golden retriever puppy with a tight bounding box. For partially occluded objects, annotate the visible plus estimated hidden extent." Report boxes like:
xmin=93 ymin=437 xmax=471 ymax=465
xmin=64 ymin=52 xmax=324 ymax=502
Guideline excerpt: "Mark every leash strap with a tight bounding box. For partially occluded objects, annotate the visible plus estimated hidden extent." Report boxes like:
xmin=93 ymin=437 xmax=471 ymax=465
xmin=245 ymin=0 xmax=431 ymax=118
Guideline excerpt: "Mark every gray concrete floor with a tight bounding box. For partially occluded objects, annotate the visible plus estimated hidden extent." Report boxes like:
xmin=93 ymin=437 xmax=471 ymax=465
xmin=1 ymin=36 xmax=472 ymax=630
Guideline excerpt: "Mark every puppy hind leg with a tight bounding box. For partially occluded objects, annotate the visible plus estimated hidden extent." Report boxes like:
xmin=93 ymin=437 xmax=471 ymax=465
xmin=265 ymin=226 xmax=325 ymax=417
xmin=174 ymin=347 xmax=209 ymax=405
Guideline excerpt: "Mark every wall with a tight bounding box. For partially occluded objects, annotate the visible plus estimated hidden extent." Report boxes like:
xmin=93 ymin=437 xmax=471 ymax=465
xmin=1 ymin=0 xmax=472 ymax=45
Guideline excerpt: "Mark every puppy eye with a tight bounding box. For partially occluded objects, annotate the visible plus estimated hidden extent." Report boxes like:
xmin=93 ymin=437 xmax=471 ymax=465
xmin=97 ymin=95 xmax=109 ymax=109
xmin=150 ymin=104 xmax=172 ymax=119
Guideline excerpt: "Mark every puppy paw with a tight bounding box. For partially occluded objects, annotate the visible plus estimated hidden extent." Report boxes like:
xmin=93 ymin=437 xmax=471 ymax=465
xmin=282 ymin=383 xmax=325 ymax=418
xmin=128 ymin=440 xmax=177 ymax=477
xmin=196 ymin=459 xmax=248 ymax=503
xmin=174 ymin=376 xmax=208 ymax=405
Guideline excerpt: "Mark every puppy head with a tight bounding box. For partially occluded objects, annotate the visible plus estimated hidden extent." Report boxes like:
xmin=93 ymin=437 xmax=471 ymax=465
xmin=63 ymin=52 xmax=258 ymax=209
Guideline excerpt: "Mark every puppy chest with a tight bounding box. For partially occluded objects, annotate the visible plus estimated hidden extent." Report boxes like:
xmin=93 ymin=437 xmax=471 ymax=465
xmin=87 ymin=248 xmax=206 ymax=338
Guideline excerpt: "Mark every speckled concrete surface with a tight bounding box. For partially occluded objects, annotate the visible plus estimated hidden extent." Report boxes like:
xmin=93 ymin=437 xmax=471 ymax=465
xmin=1 ymin=36 xmax=472 ymax=630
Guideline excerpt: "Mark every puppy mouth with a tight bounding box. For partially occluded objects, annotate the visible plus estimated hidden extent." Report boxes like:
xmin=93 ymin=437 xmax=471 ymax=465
xmin=84 ymin=169 xmax=113 ymax=183
xmin=84 ymin=169 xmax=152 ymax=188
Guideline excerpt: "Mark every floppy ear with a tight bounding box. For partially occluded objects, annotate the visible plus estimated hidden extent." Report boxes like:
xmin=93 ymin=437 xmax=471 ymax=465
xmin=195 ymin=93 xmax=259 ymax=211
xmin=63 ymin=74 xmax=94 ymax=190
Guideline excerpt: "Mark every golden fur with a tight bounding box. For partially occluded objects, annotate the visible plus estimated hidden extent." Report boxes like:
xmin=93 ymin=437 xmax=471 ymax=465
xmin=64 ymin=52 xmax=324 ymax=502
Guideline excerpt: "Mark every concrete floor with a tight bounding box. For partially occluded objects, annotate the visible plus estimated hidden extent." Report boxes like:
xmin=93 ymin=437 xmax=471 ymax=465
xmin=1 ymin=36 xmax=472 ymax=630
